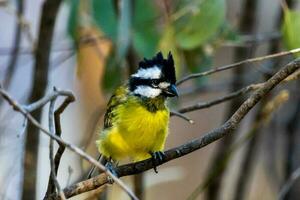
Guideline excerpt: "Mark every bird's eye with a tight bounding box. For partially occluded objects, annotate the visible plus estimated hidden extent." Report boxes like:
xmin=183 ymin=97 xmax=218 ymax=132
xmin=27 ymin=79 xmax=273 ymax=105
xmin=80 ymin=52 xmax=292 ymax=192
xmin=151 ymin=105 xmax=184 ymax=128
xmin=151 ymin=80 xmax=160 ymax=88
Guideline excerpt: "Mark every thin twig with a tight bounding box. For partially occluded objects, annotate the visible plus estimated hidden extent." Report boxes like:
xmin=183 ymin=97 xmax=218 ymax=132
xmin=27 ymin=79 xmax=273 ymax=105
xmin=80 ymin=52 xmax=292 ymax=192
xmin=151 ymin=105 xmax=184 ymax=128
xmin=175 ymin=71 xmax=298 ymax=116
xmin=46 ymin=58 xmax=300 ymax=200
xmin=0 ymin=88 xmax=138 ymax=200
xmin=170 ymin=110 xmax=194 ymax=124
xmin=278 ymin=167 xmax=300 ymax=200
xmin=47 ymin=98 xmax=66 ymax=200
xmin=177 ymin=47 xmax=300 ymax=85
xmin=176 ymin=83 xmax=264 ymax=114
xmin=53 ymin=95 xmax=75 ymax=174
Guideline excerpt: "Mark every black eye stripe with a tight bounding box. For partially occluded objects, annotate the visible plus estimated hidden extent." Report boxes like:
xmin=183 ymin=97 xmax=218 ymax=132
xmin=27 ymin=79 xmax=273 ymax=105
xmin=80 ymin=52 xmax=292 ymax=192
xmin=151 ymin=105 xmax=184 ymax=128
xmin=131 ymin=77 xmax=162 ymax=85
xmin=129 ymin=77 xmax=170 ymax=92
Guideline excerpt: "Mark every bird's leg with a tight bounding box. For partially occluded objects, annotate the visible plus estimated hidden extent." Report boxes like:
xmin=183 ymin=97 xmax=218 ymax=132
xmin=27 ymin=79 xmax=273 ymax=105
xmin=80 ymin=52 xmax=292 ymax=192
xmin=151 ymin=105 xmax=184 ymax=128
xmin=105 ymin=157 xmax=119 ymax=184
xmin=87 ymin=154 xmax=102 ymax=179
xmin=149 ymin=151 xmax=166 ymax=173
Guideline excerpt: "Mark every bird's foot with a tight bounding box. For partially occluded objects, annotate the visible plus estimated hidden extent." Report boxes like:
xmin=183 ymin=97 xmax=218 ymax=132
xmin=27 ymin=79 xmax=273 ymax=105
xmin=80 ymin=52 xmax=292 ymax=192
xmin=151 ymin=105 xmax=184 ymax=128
xmin=105 ymin=161 xmax=118 ymax=184
xmin=150 ymin=151 xmax=166 ymax=173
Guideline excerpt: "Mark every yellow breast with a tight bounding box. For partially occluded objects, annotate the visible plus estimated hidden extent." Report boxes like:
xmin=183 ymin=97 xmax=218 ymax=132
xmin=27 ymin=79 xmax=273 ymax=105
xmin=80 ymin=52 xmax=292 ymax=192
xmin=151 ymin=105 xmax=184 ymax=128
xmin=97 ymin=97 xmax=169 ymax=161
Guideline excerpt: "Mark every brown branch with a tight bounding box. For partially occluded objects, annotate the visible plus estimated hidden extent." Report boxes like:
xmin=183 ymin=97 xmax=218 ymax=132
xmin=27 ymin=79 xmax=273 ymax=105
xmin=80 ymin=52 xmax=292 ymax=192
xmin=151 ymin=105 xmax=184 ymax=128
xmin=23 ymin=0 xmax=62 ymax=198
xmin=47 ymin=59 xmax=300 ymax=200
xmin=0 ymin=88 xmax=138 ymax=200
xmin=176 ymin=47 xmax=300 ymax=85
xmin=53 ymin=94 xmax=75 ymax=174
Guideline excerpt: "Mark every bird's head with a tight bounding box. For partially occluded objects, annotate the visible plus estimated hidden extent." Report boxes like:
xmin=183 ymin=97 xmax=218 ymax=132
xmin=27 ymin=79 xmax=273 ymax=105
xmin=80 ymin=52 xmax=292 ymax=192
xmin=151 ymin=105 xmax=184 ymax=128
xmin=129 ymin=52 xmax=178 ymax=98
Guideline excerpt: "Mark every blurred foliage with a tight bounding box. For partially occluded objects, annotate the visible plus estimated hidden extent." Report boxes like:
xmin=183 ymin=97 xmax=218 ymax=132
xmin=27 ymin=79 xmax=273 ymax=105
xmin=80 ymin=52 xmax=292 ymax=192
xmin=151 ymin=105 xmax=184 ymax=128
xmin=133 ymin=0 xmax=160 ymax=57
xmin=159 ymin=24 xmax=183 ymax=77
xmin=174 ymin=0 xmax=225 ymax=50
xmin=281 ymin=6 xmax=300 ymax=57
xmin=67 ymin=0 xmax=238 ymax=91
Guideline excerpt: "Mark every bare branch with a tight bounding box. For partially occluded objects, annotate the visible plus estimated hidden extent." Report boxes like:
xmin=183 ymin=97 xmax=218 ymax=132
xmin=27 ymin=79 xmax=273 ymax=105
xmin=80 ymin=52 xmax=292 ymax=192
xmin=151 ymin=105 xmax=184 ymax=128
xmin=47 ymin=59 xmax=300 ymax=200
xmin=170 ymin=110 xmax=194 ymax=124
xmin=46 ymin=98 xmax=66 ymax=200
xmin=279 ymin=167 xmax=300 ymax=200
xmin=0 ymin=89 xmax=138 ymax=200
xmin=52 ymin=94 xmax=75 ymax=174
xmin=177 ymin=48 xmax=300 ymax=85
xmin=176 ymin=83 xmax=264 ymax=114
xmin=176 ymin=69 xmax=299 ymax=115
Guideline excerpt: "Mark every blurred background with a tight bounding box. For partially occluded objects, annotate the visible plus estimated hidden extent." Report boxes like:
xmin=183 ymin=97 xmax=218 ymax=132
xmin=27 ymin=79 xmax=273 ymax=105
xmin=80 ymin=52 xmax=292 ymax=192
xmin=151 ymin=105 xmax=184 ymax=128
xmin=0 ymin=0 xmax=300 ymax=199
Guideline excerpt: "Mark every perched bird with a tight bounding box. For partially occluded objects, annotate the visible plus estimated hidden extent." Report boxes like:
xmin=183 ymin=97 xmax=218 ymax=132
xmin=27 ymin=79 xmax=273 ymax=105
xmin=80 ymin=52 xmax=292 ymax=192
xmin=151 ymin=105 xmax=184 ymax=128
xmin=95 ymin=51 xmax=178 ymax=174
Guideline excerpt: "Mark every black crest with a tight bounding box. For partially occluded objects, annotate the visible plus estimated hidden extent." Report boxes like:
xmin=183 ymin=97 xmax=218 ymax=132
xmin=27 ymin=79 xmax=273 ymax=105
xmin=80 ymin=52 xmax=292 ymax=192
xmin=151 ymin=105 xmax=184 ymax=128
xmin=138 ymin=51 xmax=176 ymax=84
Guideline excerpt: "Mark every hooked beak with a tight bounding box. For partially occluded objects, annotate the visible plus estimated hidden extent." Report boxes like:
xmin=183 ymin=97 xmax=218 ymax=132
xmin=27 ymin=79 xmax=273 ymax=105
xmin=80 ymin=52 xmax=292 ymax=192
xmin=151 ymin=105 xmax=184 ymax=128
xmin=163 ymin=84 xmax=178 ymax=97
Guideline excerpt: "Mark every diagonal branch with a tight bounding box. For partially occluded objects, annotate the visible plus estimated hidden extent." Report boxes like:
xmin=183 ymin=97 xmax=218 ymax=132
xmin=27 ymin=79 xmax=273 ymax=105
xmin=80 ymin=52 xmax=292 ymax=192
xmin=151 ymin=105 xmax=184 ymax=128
xmin=47 ymin=59 xmax=300 ymax=200
xmin=279 ymin=167 xmax=300 ymax=200
xmin=177 ymin=48 xmax=300 ymax=85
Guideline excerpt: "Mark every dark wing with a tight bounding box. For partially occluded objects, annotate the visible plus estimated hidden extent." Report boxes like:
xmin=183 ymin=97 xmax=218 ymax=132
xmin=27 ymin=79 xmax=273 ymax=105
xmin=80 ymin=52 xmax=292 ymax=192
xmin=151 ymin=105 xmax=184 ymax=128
xmin=103 ymin=85 xmax=129 ymax=129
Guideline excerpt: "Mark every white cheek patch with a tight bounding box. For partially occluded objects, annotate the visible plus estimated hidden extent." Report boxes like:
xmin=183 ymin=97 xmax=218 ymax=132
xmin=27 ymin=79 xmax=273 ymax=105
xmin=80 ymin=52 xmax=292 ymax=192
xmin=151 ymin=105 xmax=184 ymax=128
xmin=133 ymin=86 xmax=161 ymax=98
xmin=158 ymin=82 xmax=170 ymax=89
xmin=132 ymin=66 xmax=161 ymax=79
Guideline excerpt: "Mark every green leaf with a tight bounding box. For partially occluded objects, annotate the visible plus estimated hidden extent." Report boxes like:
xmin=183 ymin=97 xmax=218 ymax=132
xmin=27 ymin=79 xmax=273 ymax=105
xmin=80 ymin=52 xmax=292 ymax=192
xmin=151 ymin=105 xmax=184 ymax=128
xmin=174 ymin=0 xmax=226 ymax=50
xmin=91 ymin=0 xmax=117 ymax=41
xmin=67 ymin=0 xmax=118 ymax=41
xmin=67 ymin=0 xmax=80 ymax=40
xmin=281 ymin=8 xmax=300 ymax=57
xmin=219 ymin=22 xmax=240 ymax=42
xmin=184 ymin=48 xmax=212 ymax=85
xmin=103 ymin=52 xmax=123 ymax=91
xmin=132 ymin=0 xmax=160 ymax=57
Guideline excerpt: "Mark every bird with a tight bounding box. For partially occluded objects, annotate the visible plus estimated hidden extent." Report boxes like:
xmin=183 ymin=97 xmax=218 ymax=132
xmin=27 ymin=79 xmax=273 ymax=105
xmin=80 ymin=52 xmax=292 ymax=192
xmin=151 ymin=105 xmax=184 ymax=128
xmin=94 ymin=51 xmax=178 ymax=175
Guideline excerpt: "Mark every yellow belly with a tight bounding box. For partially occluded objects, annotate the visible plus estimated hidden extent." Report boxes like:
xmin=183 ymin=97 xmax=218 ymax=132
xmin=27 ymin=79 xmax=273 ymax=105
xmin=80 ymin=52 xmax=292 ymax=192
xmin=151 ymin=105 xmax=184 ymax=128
xmin=97 ymin=100 xmax=169 ymax=161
